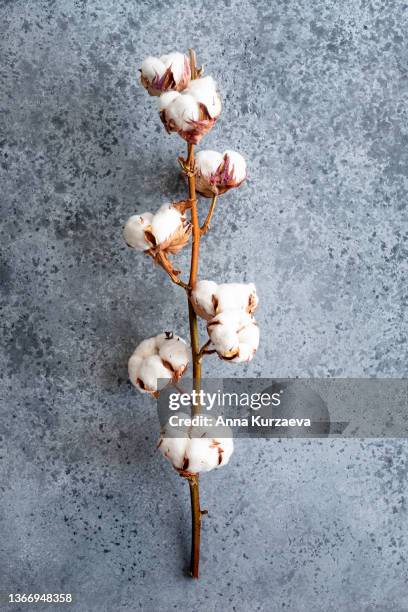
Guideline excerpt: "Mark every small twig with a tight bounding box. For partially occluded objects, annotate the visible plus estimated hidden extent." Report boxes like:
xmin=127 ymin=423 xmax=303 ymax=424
xmin=151 ymin=251 xmax=190 ymax=290
xmin=197 ymin=339 xmax=215 ymax=361
xmin=178 ymin=156 xmax=196 ymax=177
xmin=173 ymin=198 xmax=196 ymax=213
xmin=200 ymin=195 xmax=218 ymax=236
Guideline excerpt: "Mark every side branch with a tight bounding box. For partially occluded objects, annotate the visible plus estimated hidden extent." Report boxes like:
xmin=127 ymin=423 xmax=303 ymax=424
xmin=187 ymin=148 xmax=200 ymax=288
xmin=197 ymin=339 xmax=215 ymax=360
xmin=151 ymin=251 xmax=190 ymax=290
xmin=200 ymin=195 xmax=218 ymax=236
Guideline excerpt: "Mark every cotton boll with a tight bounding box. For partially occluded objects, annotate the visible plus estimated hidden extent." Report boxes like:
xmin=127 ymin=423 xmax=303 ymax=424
xmin=158 ymin=418 xmax=234 ymax=474
xmin=186 ymin=432 xmax=234 ymax=473
xmin=158 ymin=90 xmax=180 ymax=111
xmin=137 ymin=354 xmax=173 ymax=393
xmin=191 ymin=280 xmax=218 ymax=320
xmin=123 ymin=213 xmax=154 ymax=250
xmin=186 ymin=438 xmax=218 ymax=473
xmin=186 ymin=76 xmax=221 ymax=119
xmin=194 ymin=149 xmax=247 ymax=197
xmin=165 ymin=94 xmax=200 ymax=131
xmin=159 ymin=75 xmax=221 ymax=143
xmin=151 ymin=203 xmax=183 ymax=245
xmin=141 ymin=56 xmax=165 ymax=82
xmin=215 ymin=283 xmax=258 ymax=314
xmin=192 ymin=281 xmax=258 ymax=320
xmin=140 ymin=52 xmax=190 ymax=96
xmin=223 ymin=150 xmax=247 ymax=183
xmin=128 ymin=333 xmax=190 ymax=396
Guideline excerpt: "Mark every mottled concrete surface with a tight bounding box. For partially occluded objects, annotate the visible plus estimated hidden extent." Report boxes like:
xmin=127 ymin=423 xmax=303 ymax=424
xmin=0 ymin=1 xmax=407 ymax=610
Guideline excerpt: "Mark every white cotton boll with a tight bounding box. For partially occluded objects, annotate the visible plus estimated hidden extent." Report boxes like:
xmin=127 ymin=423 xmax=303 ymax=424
xmin=186 ymin=438 xmax=219 ymax=473
xmin=158 ymin=90 xmax=180 ymax=111
xmin=215 ymin=283 xmax=258 ymax=314
xmin=141 ymin=52 xmax=190 ymax=96
xmin=186 ymin=433 xmax=234 ymax=473
xmin=160 ymin=52 xmax=185 ymax=84
xmin=194 ymin=149 xmax=246 ymax=197
xmin=151 ymin=203 xmax=183 ymax=245
xmin=192 ymin=282 xmax=258 ymax=320
xmin=141 ymin=56 xmax=165 ymax=81
xmin=191 ymin=280 xmax=218 ymax=320
xmin=123 ymin=213 xmax=154 ymax=250
xmin=195 ymin=150 xmax=224 ymax=177
xmin=158 ymin=76 xmax=220 ymax=143
xmin=186 ymin=76 xmax=221 ymax=118
xmin=128 ymin=333 xmax=190 ymax=395
xmin=158 ymin=420 xmax=234 ymax=474
xmin=138 ymin=355 xmax=172 ymax=393
xmin=158 ymin=337 xmax=190 ymax=375
xmin=223 ymin=150 xmax=247 ymax=183
xmin=165 ymin=94 xmax=200 ymax=131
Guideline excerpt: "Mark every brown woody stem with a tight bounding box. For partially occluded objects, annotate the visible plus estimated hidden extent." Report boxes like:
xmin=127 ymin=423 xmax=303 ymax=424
xmin=200 ymin=195 xmax=218 ymax=235
xmin=188 ymin=474 xmax=201 ymax=578
xmin=160 ymin=48 xmax=205 ymax=579
xmin=185 ymin=48 xmax=204 ymax=579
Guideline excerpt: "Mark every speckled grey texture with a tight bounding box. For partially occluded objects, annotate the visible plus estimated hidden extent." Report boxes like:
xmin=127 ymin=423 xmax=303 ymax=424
xmin=0 ymin=1 xmax=407 ymax=610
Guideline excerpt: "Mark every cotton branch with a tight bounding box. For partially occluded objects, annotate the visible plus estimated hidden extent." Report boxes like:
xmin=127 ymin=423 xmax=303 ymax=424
xmin=200 ymin=195 xmax=218 ymax=235
xmin=129 ymin=47 xmax=253 ymax=582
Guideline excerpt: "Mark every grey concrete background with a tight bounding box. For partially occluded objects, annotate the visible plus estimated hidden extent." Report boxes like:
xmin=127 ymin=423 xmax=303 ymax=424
xmin=0 ymin=0 xmax=407 ymax=610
